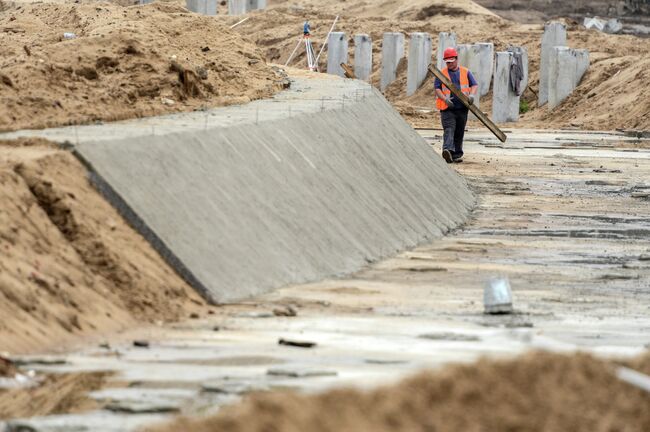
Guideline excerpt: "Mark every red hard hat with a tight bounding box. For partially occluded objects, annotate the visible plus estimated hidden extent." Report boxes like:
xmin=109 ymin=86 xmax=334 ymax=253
xmin=443 ymin=47 xmax=458 ymax=60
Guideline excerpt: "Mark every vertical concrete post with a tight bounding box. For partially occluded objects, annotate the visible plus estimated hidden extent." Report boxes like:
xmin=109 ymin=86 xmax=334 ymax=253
xmin=228 ymin=0 xmax=247 ymax=15
xmin=247 ymin=0 xmax=267 ymax=11
xmin=539 ymin=22 xmax=567 ymax=106
xmin=492 ymin=52 xmax=519 ymax=123
xmin=574 ymin=49 xmax=590 ymax=86
xmin=549 ymin=47 xmax=578 ymax=109
xmin=380 ymin=32 xmax=405 ymax=91
xmin=354 ymin=34 xmax=373 ymax=82
xmin=204 ymin=0 xmax=217 ymax=15
xmin=436 ymin=32 xmax=457 ymax=69
xmin=507 ymin=46 xmax=529 ymax=94
xmin=456 ymin=44 xmax=481 ymax=114
xmin=326 ymin=32 xmax=348 ymax=78
xmin=475 ymin=42 xmax=494 ymax=97
xmin=406 ymin=32 xmax=432 ymax=96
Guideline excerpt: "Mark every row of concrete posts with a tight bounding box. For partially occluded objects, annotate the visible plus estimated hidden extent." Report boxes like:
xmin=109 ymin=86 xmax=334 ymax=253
xmin=539 ymin=22 xmax=590 ymax=109
xmin=180 ymin=0 xmax=266 ymax=15
xmin=325 ymin=31 xmax=530 ymax=122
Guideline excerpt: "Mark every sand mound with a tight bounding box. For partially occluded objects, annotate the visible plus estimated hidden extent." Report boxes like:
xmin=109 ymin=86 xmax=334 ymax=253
xmin=0 ymin=1 xmax=284 ymax=131
xmin=0 ymin=138 xmax=205 ymax=354
xmin=154 ymin=351 xmax=650 ymax=432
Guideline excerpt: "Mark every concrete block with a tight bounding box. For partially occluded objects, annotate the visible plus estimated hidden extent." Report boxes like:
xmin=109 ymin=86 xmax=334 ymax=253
xmin=380 ymin=32 xmax=405 ymax=91
xmin=539 ymin=22 xmax=567 ymax=106
xmin=354 ymin=34 xmax=373 ymax=81
xmin=492 ymin=51 xmax=519 ymax=123
xmin=507 ymin=46 xmax=528 ymax=94
xmin=247 ymin=0 xmax=266 ymax=11
xmin=228 ymin=0 xmax=246 ymax=15
xmin=574 ymin=48 xmax=590 ymax=86
xmin=187 ymin=0 xmax=217 ymax=14
xmin=457 ymin=43 xmax=494 ymax=98
xmin=456 ymin=44 xmax=481 ymax=116
xmin=326 ymin=32 xmax=348 ymax=78
xmin=548 ymin=46 xmax=574 ymax=109
xmin=436 ymin=32 xmax=457 ymax=70
xmin=406 ymin=32 xmax=432 ymax=96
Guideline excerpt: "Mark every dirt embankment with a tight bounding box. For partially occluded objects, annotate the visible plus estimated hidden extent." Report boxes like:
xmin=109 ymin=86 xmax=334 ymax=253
xmin=153 ymin=351 xmax=650 ymax=432
xmin=0 ymin=2 xmax=285 ymax=131
xmin=0 ymin=138 xmax=207 ymax=354
xmin=236 ymin=0 xmax=650 ymax=130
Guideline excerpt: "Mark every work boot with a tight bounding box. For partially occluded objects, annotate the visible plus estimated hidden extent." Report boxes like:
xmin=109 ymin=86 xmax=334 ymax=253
xmin=453 ymin=156 xmax=463 ymax=163
xmin=442 ymin=149 xmax=453 ymax=163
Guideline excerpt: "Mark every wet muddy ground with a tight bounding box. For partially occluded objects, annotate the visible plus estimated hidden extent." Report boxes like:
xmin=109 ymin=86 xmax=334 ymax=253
xmin=2 ymin=129 xmax=649 ymax=432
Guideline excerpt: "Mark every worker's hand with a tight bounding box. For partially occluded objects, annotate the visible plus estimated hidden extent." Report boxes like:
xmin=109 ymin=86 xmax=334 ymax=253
xmin=467 ymin=94 xmax=475 ymax=105
xmin=444 ymin=97 xmax=454 ymax=108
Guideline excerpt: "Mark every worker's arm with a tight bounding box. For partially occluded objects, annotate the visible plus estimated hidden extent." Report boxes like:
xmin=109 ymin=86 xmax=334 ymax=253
xmin=435 ymin=88 xmax=447 ymax=99
xmin=469 ymin=84 xmax=478 ymax=95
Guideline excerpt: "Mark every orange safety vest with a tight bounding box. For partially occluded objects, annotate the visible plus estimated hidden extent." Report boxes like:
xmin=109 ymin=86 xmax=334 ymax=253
xmin=436 ymin=66 xmax=471 ymax=111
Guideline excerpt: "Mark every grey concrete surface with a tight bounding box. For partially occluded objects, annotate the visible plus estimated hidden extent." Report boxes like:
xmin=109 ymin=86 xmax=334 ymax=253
xmin=406 ymin=32 xmax=432 ymax=96
xmin=539 ymin=21 xmax=567 ymax=106
xmin=354 ymin=34 xmax=373 ymax=81
xmin=326 ymin=32 xmax=348 ymax=77
xmin=575 ymin=48 xmax=590 ymax=86
xmin=436 ymin=32 xmax=457 ymax=70
xmin=1 ymin=76 xmax=473 ymax=304
xmin=247 ymin=0 xmax=266 ymax=11
xmin=186 ymin=0 xmax=216 ymax=14
xmin=227 ymin=0 xmax=246 ymax=15
xmin=492 ymin=51 xmax=519 ymax=123
xmin=380 ymin=32 xmax=405 ymax=90
xmin=457 ymin=42 xmax=494 ymax=98
xmin=549 ymin=46 xmax=577 ymax=109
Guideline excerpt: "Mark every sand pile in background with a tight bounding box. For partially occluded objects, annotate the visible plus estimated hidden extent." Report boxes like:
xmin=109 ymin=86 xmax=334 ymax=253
xmin=0 ymin=138 xmax=206 ymax=354
xmin=236 ymin=0 xmax=650 ymax=130
xmin=0 ymin=1 xmax=284 ymax=131
xmin=154 ymin=351 xmax=650 ymax=432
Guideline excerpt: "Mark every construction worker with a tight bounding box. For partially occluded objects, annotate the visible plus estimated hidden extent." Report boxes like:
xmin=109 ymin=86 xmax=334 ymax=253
xmin=303 ymin=20 xmax=311 ymax=37
xmin=434 ymin=47 xmax=479 ymax=163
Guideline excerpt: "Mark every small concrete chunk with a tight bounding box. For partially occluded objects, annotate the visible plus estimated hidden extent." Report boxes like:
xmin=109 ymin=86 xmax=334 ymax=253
xmin=202 ymin=381 xmax=268 ymax=394
xmin=539 ymin=22 xmax=567 ymax=106
xmin=354 ymin=34 xmax=372 ymax=81
xmin=484 ymin=277 xmax=513 ymax=314
xmin=380 ymin=32 xmax=404 ymax=90
xmin=326 ymin=32 xmax=348 ymax=78
xmin=406 ymin=32 xmax=432 ymax=96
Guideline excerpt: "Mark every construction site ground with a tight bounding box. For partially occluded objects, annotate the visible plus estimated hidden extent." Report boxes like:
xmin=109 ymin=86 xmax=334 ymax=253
xmin=2 ymin=0 xmax=650 ymax=430
xmin=2 ymin=128 xmax=650 ymax=431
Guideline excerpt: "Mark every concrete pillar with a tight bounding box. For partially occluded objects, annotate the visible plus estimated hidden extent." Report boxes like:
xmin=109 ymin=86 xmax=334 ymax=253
xmin=539 ymin=22 xmax=567 ymax=106
xmin=456 ymin=44 xmax=481 ymax=114
xmin=548 ymin=46 xmax=588 ymax=109
xmin=228 ymin=0 xmax=246 ymax=15
xmin=492 ymin=52 xmax=519 ymax=123
xmin=354 ymin=34 xmax=373 ymax=81
xmin=406 ymin=32 xmax=432 ymax=96
xmin=186 ymin=0 xmax=216 ymax=15
xmin=507 ymin=46 xmax=529 ymax=94
xmin=326 ymin=32 xmax=348 ymax=78
xmin=436 ymin=32 xmax=457 ymax=70
xmin=247 ymin=0 xmax=266 ymax=11
xmin=574 ymin=49 xmax=590 ymax=86
xmin=475 ymin=42 xmax=494 ymax=97
xmin=380 ymin=32 xmax=405 ymax=91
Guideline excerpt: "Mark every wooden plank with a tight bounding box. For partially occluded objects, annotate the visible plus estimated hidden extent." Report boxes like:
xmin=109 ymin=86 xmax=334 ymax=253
xmin=428 ymin=65 xmax=507 ymax=143
xmin=340 ymin=63 xmax=356 ymax=79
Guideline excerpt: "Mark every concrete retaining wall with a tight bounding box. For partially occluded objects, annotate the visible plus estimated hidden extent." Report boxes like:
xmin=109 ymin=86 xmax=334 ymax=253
xmin=72 ymin=78 xmax=474 ymax=303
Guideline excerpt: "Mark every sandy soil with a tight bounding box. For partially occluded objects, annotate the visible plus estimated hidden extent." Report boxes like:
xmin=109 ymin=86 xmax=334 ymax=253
xmin=233 ymin=0 xmax=650 ymax=131
xmin=0 ymin=138 xmax=207 ymax=354
xmin=0 ymin=371 xmax=110 ymax=419
xmin=0 ymin=1 xmax=285 ymax=131
xmin=153 ymin=351 xmax=650 ymax=432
